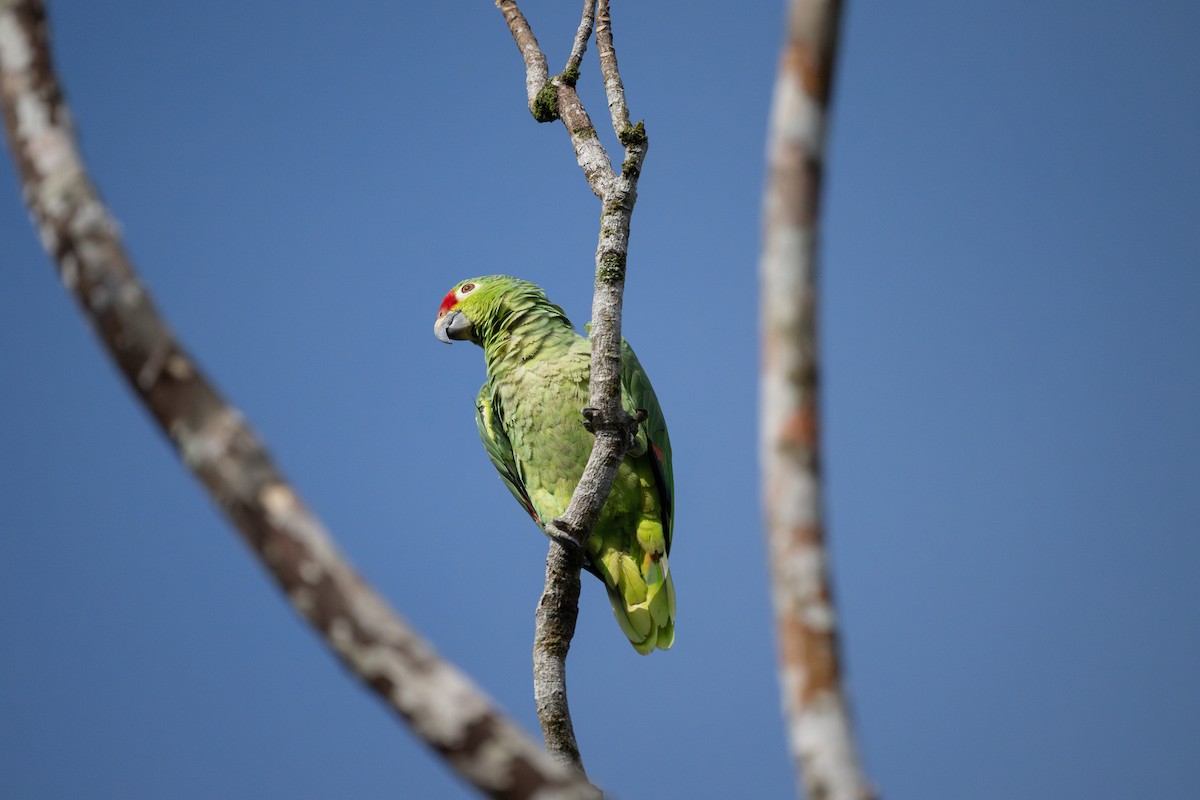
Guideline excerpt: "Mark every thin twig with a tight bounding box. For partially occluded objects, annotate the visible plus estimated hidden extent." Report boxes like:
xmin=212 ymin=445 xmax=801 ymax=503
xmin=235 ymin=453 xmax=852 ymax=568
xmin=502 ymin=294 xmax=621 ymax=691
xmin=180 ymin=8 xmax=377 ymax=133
xmin=593 ymin=0 xmax=629 ymax=136
xmin=0 ymin=2 xmax=600 ymax=798
xmin=759 ymin=0 xmax=874 ymax=799
xmin=563 ymin=0 xmax=596 ymax=75
xmin=497 ymin=0 xmax=614 ymax=198
xmin=496 ymin=0 xmax=648 ymax=775
xmin=494 ymin=0 xmax=548 ymax=114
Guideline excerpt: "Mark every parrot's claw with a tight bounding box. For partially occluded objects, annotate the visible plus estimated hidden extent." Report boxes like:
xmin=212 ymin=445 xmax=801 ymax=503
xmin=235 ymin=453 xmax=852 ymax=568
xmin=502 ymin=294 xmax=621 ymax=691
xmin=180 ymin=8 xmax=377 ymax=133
xmin=547 ymin=519 xmax=585 ymax=554
xmin=581 ymin=407 xmax=599 ymax=433
xmin=634 ymin=408 xmax=648 ymax=423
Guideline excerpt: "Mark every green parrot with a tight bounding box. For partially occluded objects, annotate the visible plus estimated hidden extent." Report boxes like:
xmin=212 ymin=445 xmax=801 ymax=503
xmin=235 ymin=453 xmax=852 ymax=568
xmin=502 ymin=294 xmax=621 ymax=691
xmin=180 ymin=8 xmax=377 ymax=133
xmin=434 ymin=275 xmax=675 ymax=654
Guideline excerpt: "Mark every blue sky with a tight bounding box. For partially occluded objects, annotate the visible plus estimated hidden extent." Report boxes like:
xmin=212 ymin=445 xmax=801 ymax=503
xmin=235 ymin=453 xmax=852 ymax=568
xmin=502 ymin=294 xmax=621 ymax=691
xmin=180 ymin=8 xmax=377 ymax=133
xmin=2 ymin=1 xmax=1198 ymax=798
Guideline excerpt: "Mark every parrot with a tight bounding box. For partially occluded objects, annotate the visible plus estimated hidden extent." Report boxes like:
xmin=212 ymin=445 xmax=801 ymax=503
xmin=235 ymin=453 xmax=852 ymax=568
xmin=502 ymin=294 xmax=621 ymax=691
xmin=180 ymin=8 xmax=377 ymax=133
xmin=434 ymin=275 xmax=675 ymax=654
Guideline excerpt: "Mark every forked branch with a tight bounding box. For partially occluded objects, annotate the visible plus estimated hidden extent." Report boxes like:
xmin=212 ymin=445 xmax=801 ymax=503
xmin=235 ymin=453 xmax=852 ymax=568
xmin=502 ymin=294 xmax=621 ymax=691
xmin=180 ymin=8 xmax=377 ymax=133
xmin=496 ymin=0 xmax=648 ymax=775
xmin=0 ymin=2 xmax=598 ymax=797
xmin=497 ymin=0 xmax=614 ymax=197
xmin=759 ymin=0 xmax=874 ymax=798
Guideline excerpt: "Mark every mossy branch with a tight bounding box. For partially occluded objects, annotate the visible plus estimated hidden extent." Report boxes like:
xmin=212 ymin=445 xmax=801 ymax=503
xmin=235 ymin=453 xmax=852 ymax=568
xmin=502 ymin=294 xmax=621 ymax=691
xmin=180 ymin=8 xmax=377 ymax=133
xmin=497 ymin=0 xmax=650 ymax=779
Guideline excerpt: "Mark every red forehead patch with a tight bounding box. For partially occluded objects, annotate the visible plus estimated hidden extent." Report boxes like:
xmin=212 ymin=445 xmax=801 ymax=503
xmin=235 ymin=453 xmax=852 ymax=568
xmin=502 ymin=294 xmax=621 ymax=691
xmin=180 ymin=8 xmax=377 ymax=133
xmin=437 ymin=290 xmax=458 ymax=317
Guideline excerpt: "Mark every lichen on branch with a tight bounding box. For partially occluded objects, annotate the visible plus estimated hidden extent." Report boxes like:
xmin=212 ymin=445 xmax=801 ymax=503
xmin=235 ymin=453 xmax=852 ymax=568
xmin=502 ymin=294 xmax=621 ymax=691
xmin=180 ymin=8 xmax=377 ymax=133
xmin=496 ymin=0 xmax=650 ymax=778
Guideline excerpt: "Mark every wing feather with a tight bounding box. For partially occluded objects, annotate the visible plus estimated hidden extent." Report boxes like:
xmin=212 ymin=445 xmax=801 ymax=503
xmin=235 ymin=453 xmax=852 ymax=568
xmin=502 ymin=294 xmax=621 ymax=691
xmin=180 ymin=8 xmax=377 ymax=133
xmin=475 ymin=383 xmax=541 ymax=525
xmin=619 ymin=340 xmax=674 ymax=553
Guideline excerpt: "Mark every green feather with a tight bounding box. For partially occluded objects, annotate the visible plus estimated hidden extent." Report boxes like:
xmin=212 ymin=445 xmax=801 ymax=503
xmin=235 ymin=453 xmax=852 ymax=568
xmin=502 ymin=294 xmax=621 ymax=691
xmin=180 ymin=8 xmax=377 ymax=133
xmin=617 ymin=553 xmax=647 ymax=606
xmin=446 ymin=275 xmax=676 ymax=654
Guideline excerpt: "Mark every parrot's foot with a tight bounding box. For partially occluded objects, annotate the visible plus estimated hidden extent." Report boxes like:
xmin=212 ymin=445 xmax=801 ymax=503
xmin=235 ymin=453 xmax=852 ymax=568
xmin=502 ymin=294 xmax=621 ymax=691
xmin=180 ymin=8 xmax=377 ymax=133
xmin=581 ymin=406 xmax=647 ymax=441
xmin=546 ymin=518 xmax=586 ymax=554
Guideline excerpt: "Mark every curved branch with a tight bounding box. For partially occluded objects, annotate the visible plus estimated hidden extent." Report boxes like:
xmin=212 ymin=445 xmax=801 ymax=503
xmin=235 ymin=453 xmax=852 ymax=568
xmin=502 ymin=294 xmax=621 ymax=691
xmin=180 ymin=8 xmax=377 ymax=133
xmin=759 ymin=1 xmax=874 ymax=799
xmin=0 ymin=2 xmax=599 ymax=798
xmin=493 ymin=0 xmax=548 ymax=115
xmin=497 ymin=0 xmax=647 ymax=775
xmin=497 ymin=0 xmax=614 ymax=197
xmin=532 ymin=541 xmax=584 ymax=769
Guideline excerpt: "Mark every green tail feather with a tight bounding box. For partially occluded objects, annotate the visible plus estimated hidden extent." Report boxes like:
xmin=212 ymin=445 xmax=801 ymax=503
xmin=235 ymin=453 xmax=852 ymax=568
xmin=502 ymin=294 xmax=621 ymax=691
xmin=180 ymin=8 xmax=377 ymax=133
xmin=600 ymin=550 xmax=675 ymax=655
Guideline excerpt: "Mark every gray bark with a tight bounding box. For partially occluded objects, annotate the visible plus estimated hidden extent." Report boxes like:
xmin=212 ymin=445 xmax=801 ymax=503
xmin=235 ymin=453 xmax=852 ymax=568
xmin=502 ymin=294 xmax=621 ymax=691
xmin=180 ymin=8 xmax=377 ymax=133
xmin=759 ymin=0 xmax=874 ymax=798
xmin=497 ymin=0 xmax=648 ymax=775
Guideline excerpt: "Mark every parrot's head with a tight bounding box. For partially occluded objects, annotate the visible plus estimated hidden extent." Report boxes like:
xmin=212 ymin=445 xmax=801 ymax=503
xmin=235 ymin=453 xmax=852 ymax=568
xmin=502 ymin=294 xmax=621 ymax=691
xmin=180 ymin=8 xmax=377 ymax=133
xmin=434 ymin=275 xmax=566 ymax=346
xmin=433 ymin=275 xmax=505 ymax=346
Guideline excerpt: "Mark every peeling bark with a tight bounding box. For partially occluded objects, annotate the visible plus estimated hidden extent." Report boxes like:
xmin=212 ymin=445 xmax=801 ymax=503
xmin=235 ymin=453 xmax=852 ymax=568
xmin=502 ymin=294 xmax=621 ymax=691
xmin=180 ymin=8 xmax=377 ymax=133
xmin=760 ymin=0 xmax=875 ymax=798
xmin=497 ymin=0 xmax=648 ymax=775
xmin=0 ymin=2 xmax=600 ymax=797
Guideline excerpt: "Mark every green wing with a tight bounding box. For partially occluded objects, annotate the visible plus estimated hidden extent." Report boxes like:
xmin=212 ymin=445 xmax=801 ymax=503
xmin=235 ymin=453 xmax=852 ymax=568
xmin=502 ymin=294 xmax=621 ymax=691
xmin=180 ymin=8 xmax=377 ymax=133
xmin=475 ymin=341 xmax=673 ymax=554
xmin=475 ymin=383 xmax=542 ymax=526
xmin=619 ymin=340 xmax=674 ymax=554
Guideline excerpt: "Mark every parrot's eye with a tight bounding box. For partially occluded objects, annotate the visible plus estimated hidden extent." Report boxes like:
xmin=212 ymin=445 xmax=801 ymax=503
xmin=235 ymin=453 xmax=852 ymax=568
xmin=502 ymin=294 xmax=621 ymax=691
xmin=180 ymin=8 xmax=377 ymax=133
xmin=460 ymin=283 xmax=476 ymax=293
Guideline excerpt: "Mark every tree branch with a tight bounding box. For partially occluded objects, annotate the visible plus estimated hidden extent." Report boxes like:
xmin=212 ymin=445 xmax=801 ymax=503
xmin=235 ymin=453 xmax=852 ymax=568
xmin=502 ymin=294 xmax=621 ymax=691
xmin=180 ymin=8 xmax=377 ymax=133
xmin=532 ymin=539 xmax=585 ymax=770
xmin=497 ymin=0 xmax=613 ymax=198
xmin=0 ymin=2 xmax=601 ymax=797
xmin=593 ymin=0 xmax=629 ymax=136
xmin=493 ymin=0 xmax=548 ymax=116
xmin=759 ymin=1 xmax=874 ymax=799
xmin=563 ymin=0 xmax=596 ymax=75
xmin=497 ymin=0 xmax=647 ymax=775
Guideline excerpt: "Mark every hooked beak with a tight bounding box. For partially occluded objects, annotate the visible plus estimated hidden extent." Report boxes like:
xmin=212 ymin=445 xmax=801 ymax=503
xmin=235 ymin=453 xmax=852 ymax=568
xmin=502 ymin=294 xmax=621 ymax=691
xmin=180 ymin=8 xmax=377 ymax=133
xmin=434 ymin=309 xmax=473 ymax=344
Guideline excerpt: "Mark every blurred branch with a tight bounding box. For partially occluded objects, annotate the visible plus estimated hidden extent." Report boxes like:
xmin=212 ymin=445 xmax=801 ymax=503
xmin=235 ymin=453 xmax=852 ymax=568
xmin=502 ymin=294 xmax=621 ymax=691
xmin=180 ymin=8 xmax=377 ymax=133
xmin=759 ymin=0 xmax=874 ymax=798
xmin=496 ymin=0 xmax=648 ymax=775
xmin=0 ymin=1 xmax=600 ymax=797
